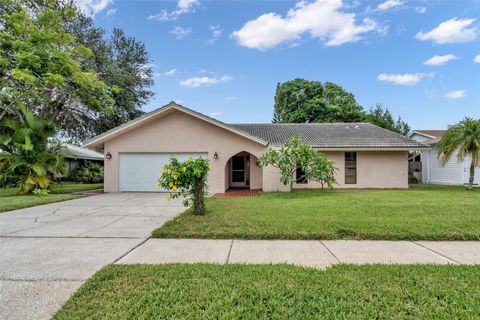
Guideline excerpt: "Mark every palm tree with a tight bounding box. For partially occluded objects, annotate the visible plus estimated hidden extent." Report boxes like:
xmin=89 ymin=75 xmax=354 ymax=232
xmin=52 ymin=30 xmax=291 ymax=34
xmin=0 ymin=104 xmax=66 ymax=194
xmin=437 ymin=117 xmax=480 ymax=189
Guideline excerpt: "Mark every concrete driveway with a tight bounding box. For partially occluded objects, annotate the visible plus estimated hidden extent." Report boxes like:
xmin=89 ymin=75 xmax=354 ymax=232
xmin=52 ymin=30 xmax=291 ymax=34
xmin=0 ymin=193 xmax=184 ymax=320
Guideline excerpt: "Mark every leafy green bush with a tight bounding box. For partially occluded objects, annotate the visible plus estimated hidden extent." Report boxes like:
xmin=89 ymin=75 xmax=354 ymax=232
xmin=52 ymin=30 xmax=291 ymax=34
xmin=0 ymin=105 xmax=66 ymax=194
xmin=70 ymin=161 xmax=104 ymax=183
xmin=32 ymin=188 xmax=50 ymax=196
xmin=157 ymin=157 xmax=210 ymax=215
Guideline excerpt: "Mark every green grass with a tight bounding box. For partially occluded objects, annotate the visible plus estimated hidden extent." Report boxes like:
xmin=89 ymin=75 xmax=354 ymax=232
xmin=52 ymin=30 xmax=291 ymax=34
xmin=0 ymin=183 xmax=103 ymax=212
xmin=53 ymin=264 xmax=480 ymax=320
xmin=153 ymin=184 xmax=480 ymax=240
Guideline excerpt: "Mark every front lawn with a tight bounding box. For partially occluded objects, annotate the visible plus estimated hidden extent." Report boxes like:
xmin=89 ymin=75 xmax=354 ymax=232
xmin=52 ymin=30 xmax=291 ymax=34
xmin=0 ymin=183 xmax=103 ymax=213
xmin=153 ymin=184 xmax=480 ymax=240
xmin=53 ymin=264 xmax=480 ymax=320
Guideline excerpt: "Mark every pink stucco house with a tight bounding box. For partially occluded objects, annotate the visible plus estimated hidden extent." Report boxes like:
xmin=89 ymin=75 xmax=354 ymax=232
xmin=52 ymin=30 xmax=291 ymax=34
xmin=84 ymin=102 xmax=428 ymax=193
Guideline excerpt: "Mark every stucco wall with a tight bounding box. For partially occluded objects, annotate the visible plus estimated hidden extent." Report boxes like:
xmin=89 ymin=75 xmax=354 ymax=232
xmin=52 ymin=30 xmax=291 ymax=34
xmin=291 ymin=151 xmax=409 ymax=190
xmin=102 ymin=109 xmax=408 ymax=192
xmin=103 ymin=110 xmax=266 ymax=193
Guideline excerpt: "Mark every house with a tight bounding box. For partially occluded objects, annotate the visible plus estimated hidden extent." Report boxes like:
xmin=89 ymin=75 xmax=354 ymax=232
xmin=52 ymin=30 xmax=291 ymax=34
xmin=63 ymin=144 xmax=104 ymax=175
xmin=408 ymin=130 xmax=480 ymax=185
xmin=84 ymin=102 xmax=428 ymax=193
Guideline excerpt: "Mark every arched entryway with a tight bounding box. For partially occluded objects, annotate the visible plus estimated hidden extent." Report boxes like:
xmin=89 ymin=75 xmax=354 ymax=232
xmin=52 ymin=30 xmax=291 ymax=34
xmin=224 ymin=151 xmax=262 ymax=191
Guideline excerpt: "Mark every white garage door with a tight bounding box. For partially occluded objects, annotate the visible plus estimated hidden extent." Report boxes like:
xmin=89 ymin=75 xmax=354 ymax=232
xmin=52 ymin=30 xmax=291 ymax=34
xmin=119 ymin=153 xmax=208 ymax=192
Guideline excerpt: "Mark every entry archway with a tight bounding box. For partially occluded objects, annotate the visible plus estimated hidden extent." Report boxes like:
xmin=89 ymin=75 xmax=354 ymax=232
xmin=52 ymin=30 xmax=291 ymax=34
xmin=224 ymin=151 xmax=262 ymax=191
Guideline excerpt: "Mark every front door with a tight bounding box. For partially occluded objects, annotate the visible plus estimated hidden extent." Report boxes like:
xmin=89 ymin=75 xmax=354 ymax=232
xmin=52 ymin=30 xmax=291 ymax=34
xmin=230 ymin=155 xmax=248 ymax=187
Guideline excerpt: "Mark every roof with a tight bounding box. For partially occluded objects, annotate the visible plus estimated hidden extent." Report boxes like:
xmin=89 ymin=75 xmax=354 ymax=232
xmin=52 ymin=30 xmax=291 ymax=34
xmin=231 ymin=123 xmax=428 ymax=149
xmin=408 ymin=130 xmax=447 ymax=145
xmin=412 ymin=130 xmax=446 ymax=138
xmin=84 ymin=102 xmax=268 ymax=148
xmin=84 ymin=102 xmax=428 ymax=150
xmin=63 ymin=144 xmax=104 ymax=161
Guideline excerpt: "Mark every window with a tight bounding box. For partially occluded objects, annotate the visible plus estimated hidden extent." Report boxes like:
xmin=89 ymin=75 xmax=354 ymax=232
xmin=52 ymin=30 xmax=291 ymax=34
xmin=345 ymin=152 xmax=357 ymax=184
xmin=296 ymin=167 xmax=308 ymax=184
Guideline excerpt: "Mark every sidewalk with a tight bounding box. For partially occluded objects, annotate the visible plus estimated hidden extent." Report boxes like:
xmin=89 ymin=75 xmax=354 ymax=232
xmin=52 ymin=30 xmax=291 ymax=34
xmin=116 ymin=239 xmax=480 ymax=268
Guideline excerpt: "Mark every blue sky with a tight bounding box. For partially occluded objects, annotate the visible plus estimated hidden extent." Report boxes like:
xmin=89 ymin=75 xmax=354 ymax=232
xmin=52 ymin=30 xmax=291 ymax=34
xmin=81 ymin=0 xmax=479 ymax=130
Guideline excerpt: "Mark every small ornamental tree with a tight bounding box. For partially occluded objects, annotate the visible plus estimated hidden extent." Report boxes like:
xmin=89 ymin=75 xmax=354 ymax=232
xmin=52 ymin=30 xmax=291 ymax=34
xmin=258 ymin=136 xmax=337 ymax=191
xmin=157 ymin=157 xmax=210 ymax=215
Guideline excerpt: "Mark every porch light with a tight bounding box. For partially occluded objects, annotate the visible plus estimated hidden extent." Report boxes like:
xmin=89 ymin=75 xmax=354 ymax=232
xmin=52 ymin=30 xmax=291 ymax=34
xmin=105 ymin=152 xmax=112 ymax=159
xmin=214 ymin=152 xmax=218 ymax=159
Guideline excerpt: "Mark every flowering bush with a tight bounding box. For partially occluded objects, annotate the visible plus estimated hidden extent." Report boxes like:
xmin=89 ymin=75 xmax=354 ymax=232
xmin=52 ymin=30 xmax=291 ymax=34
xmin=157 ymin=156 xmax=210 ymax=215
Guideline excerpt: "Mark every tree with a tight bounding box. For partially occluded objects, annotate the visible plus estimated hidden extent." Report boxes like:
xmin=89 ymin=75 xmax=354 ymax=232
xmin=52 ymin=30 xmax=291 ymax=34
xmin=1 ymin=0 xmax=154 ymax=142
xmin=92 ymin=28 xmax=153 ymax=136
xmin=157 ymin=157 xmax=210 ymax=215
xmin=366 ymin=104 xmax=411 ymax=135
xmin=273 ymin=79 xmax=365 ymax=123
xmin=0 ymin=104 xmax=66 ymax=194
xmin=0 ymin=0 xmax=115 ymax=135
xmin=258 ymin=136 xmax=337 ymax=191
xmin=63 ymin=10 xmax=153 ymax=139
xmin=437 ymin=117 xmax=480 ymax=190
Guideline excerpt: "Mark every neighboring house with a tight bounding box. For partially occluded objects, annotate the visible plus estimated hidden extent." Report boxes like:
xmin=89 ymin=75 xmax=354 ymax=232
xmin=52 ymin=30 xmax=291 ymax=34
xmin=63 ymin=144 xmax=104 ymax=175
xmin=408 ymin=130 xmax=480 ymax=185
xmin=84 ymin=102 xmax=428 ymax=193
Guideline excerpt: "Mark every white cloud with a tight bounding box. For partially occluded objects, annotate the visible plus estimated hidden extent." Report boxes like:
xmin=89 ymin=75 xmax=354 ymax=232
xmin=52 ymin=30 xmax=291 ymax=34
xmin=170 ymin=26 xmax=192 ymax=39
xmin=424 ymin=54 xmax=458 ymax=66
xmin=374 ymin=0 xmax=404 ymax=12
xmin=474 ymin=55 xmax=480 ymax=63
xmin=225 ymin=96 xmax=236 ymax=101
xmin=416 ymin=18 xmax=477 ymax=44
xmin=106 ymin=8 xmax=117 ymax=17
xmin=179 ymin=75 xmax=232 ymax=88
xmin=164 ymin=69 xmax=178 ymax=76
xmin=178 ymin=0 xmax=199 ymax=11
xmin=210 ymin=112 xmax=222 ymax=117
xmin=148 ymin=0 xmax=199 ymax=21
xmin=231 ymin=0 xmax=380 ymax=50
xmin=444 ymin=90 xmax=466 ymax=99
xmin=377 ymin=73 xmax=432 ymax=86
xmin=208 ymin=25 xmax=223 ymax=44
xmin=75 ymin=0 xmax=112 ymax=15
xmin=414 ymin=6 xmax=426 ymax=14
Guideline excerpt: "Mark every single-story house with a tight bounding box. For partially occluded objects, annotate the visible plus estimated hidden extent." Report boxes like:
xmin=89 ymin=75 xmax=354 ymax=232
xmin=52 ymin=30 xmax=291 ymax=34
xmin=408 ymin=130 xmax=480 ymax=185
xmin=84 ymin=102 xmax=428 ymax=193
xmin=63 ymin=144 xmax=104 ymax=175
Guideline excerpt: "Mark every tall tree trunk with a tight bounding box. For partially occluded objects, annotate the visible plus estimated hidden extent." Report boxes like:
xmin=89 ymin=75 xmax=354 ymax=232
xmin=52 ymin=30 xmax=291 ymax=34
xmin=468 ymin=162 xmax=475 ymax=190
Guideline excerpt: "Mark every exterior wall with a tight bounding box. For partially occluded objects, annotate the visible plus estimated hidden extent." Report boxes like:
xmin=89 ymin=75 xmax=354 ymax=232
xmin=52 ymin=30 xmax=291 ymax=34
xmin=103 ymin=110 xmax=266 ymax=193
xmin=292 ymin=151 xmax=409 ymax=189
xmin=262 ymin=164 xmax=290 ymax=192
xmin=249 ymin=154 xmax=263 ymax=189
xmin=421 ymin=147 xmax=480 ymax=185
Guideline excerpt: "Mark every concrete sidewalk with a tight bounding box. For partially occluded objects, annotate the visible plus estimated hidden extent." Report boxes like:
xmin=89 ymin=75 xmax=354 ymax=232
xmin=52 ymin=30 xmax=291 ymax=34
xmin=117 ymin=239 xmax=480 ymax=268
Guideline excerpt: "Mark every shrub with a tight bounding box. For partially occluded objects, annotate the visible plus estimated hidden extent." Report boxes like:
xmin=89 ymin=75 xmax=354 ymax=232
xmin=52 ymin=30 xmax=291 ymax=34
xmin=0 ymin=104 xmax=66 ymax=194
xmin=157 ymin=157 xmax=210 ymax=215
xmin=70 ymin=161 xmax=104 ymax=183
xmin=32 ymin=188 xmax=50 ymax=196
